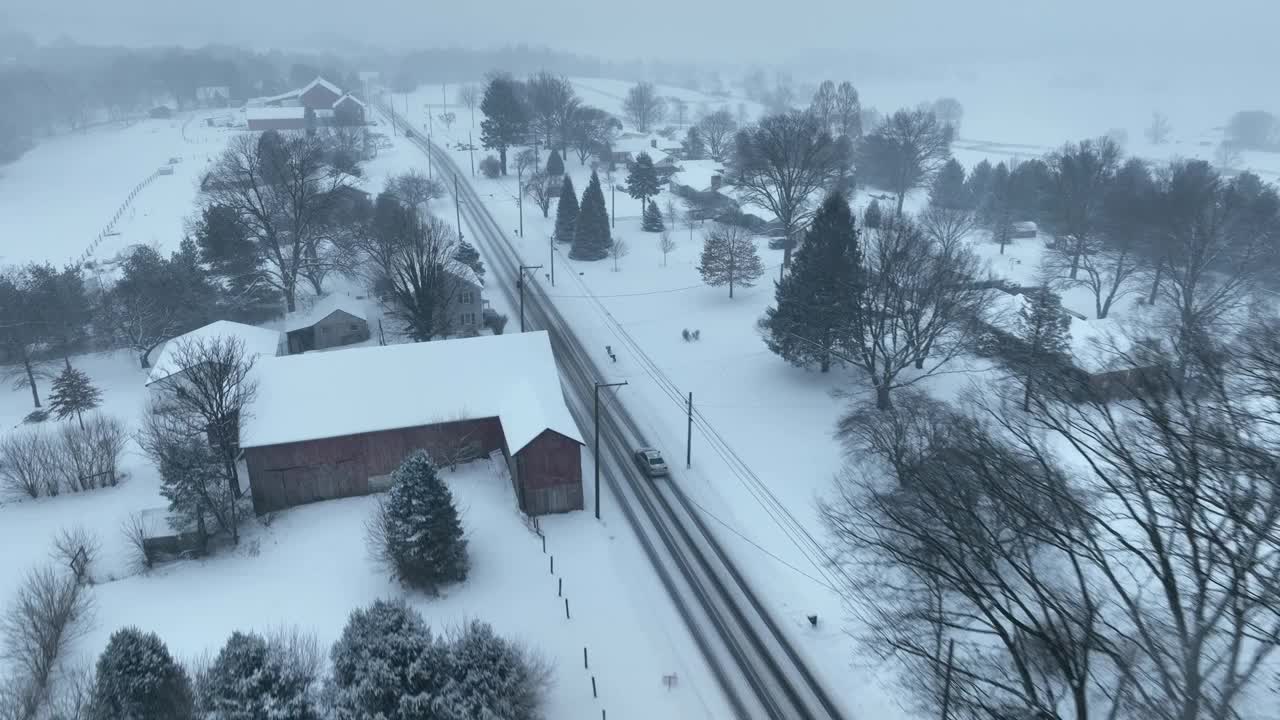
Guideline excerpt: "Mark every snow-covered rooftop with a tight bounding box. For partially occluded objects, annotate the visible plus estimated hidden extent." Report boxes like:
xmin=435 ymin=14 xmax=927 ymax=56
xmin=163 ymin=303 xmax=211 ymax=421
xmin=147 ymin=320 xmax=284 ymax=385
xmin=983 ymin=290 xmax=1139 ymax=373
xmin=333 ymin=93 xmax=366 ymax=109
xmin=246 ymin=106 xmax=307 ymax=121
xmin=284 ymin=293 xmax=370 ymax=333
xmin=240 ymin=331 xmax=583 ymax=454
xmin=301 ymin=77 xmax=343 ymax=98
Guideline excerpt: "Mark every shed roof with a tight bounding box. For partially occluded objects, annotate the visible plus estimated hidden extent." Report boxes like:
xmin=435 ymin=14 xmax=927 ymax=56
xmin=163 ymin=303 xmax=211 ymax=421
xmin=284 ymin=294 xmax=369 ymax=333
xmin=239 ymin=331 xmax=583 ymax=454
xmin=147 ymin=320 xmax=283 ymax=385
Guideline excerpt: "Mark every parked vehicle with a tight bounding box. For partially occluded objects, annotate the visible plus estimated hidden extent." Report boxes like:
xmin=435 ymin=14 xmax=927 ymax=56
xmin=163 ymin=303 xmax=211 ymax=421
xmin=633 ymin=447 xmax=670 ymax=477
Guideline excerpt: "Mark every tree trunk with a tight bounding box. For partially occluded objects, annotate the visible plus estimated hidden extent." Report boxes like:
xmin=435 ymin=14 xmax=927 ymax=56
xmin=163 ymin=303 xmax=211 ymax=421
xmin=1147 ymin=264 xmax=1163 ymax=304
xmin=499 ymin=148 xmax=508 ymax=175
xmin=284 ymin=283 xmax=297 ymax=313
xmin=22 ymin=350 xmax=40 ymax=408
xmin=1069 ymin=238 xmax=1083 ymax=279
xmin=820 ymin=355 xmax=830 ymax=373
xmin=875 ymin=384 xmax=892 ymax=411
xmin=1023 ymin=377 xmax=1033 ymax=412
xmin=896 ymin=191 xmax=906 ymax=217
xmin=999 ymin=240 xmax=1005 ymax=255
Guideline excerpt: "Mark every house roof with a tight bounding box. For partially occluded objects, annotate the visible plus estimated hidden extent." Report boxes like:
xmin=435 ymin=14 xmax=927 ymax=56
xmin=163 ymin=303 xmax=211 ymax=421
xmin=146 ymin=320 xmax=283 ymax=385
xmin=333 ymin=93 xmax=366 ymax=109
xmin=301 ymin=77 xmax=343 ymax=98
xmin=247 ymin=106 xmax=308 ymax=121
xmin=239 ymin=331 xmax=583 ymax=453
xmin=284 ymin=294 xmax=370 ymax=333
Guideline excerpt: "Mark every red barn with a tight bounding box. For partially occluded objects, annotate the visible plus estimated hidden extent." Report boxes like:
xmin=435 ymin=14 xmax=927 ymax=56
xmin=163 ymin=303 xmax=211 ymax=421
xmin=239 ymin=331 xmax=584 ymax=516
xmin=298 ymin=77 xmax=342 ymax=111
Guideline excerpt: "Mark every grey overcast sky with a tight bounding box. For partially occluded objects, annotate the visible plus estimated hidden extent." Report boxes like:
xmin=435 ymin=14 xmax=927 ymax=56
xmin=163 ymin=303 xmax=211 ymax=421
xmin=7 ymin=0 xmax=1278 ymax=66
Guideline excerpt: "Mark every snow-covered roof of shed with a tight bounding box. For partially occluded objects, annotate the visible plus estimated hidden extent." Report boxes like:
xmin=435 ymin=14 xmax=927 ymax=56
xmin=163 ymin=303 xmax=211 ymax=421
xmin=284 ymin=294 xmax=370 ymax=333
xmin=247 ymin=106 xmax=307 ymax=121
xmin=239 ymin=331 xmax=583 ymax=453
xmin=146 ymin=321 xmax=283 ymax=385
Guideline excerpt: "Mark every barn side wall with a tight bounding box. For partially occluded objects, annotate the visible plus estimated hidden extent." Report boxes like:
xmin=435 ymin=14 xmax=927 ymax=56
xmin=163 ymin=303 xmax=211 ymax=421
xmin=514 ymin=430 xmax=583 ymax=515
xmin=245 ymin=417 xmax=504 ymax=512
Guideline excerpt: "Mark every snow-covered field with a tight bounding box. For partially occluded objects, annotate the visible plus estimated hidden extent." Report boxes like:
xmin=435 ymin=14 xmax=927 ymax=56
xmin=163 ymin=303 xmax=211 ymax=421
xmin=0 ymin=112 xmax=235 ymax=268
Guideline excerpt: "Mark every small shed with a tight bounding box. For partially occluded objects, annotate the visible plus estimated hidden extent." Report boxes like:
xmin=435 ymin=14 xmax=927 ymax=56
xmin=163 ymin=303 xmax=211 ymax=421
xmin=240 ymin=331 xmax=584 ymax=516
xmin=284 ymin=294 xmax=370 ymax=354
xmin=1011 ymin=221 xmax=1039 ymax=239
xmin=149 ymin=106 xmax=173 ymax=119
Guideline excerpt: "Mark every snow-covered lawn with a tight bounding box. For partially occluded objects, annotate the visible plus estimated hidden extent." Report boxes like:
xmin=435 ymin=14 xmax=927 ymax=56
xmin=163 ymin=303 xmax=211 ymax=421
xmin=0 ymin=111 xmax=235 ymax=268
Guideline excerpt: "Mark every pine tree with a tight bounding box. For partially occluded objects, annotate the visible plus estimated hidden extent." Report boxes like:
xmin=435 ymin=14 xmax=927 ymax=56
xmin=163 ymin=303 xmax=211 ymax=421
xmin=198 ymin=631 xmax=317 ymax=720
xmin=452 ymin=241 xmax=486 ymax=282
xmin=697 ymin=223 xmax=764 ymax=298
xmin=1012 ymin=287 xmax=1071 ymax=411
xmin=479 ymin=75 xmax=529 ymax=175
xmin=380 ymin=450 xmax=468 ymax=592
xmin=571 ymin=170 xmax=612 ymax=261
xmin=545 ymin=149 xmax=564 ymax=176
xmin=625 ymin=152 xmax=661 ymax=213
xmin=763 ymin=193 xmax=862 ymax=372
xmin=863 ymin=199 xmax=883 ymax=229
xmin=437 ymin=621 xmax=548 ymax=720
xmin=328 ymin=600 xmax=448 ymax=720
xmin=89 ymin=627 xmax=195 ymax=720
xmin=682 ymin=126 xmax=706 ymax=160
xmin=966 ymin=158 xmax=995 ymax=207
xmin=930 ymin=158 xmax=971 ymax=209
xmin=982 ymin=162 xmax=1016 ymax=254
xmin=48 ymin=364 xmax=101 ymax=429
xmin=553 ymin=175 xmax=578 ymax=244
xmin=642 ymin=199 xmax=665 ymax=232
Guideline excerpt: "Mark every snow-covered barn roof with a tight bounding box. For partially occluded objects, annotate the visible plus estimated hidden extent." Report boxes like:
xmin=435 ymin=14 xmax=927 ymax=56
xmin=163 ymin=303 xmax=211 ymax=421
xmin=239 ymin=331 xmax=583 ymax=454
xmin=301 ymin=77 xmax=343 ymax=97
xmin=332 ymin=93 xmax=366 ymax=109
xmin=146 ymin=321 xmax=284 ymax=386
xmin=284 ymin=294 xmax=370 ymax=333
xmin=246 ymin=106 xmax=307 ymax=121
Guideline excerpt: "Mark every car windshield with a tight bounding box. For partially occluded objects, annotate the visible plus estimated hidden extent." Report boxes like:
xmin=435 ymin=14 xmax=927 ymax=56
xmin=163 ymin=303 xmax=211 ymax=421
xmin=649 ymin=457 xmax=663 ymax=465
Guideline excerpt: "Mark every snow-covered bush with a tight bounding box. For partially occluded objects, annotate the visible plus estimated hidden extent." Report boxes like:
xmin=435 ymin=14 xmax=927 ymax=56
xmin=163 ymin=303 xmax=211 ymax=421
xmin=482 ymin=309 xmax=509 ymax=336
xmin=55 ymin=414 xmax=126 ymax=492
xmin=326 ymin=600 xmax=447 ymax=720
xmin=88 ymin=627 xmax=194 ymax=720
xmin=479 ymin=155 xmax=502 ymax=179
xmin=0 ymin=427 xmax=58 ymax=499
xmin=197 ymin=630 xmax=321 ymax=720
xmin=367 ymin=450 xmax=468 ymax=592
xmin=437 ymin=621 xmax=552 ymax=720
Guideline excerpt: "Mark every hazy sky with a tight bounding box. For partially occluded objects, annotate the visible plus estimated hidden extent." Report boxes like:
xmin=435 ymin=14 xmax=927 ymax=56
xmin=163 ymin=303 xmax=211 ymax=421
xmin=8 ymin=0 xmax=1278 ymax=66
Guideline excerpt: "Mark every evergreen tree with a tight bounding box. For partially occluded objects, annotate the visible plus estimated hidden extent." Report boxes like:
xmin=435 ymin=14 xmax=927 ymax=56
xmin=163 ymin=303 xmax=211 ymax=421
xmin=437 ymin=621 xmax=548 ymax=720
xmin=195 ymin=204 xmax=277 ymax=323
xmin=553 ymin=175 xmax=578 ymax=243
xmin=965 ymin=158 xmax=995 ymax=208
xmin=479 ymin=74 xmax=528 ymax=175
xmin=682 ymin=126 xmax=706 ymax=160
xmin=1011 ymin=287 xmax=1072 ymax=411
xmin=328 ymin=600 xmax=448 ymax=720
xmin=198 ymin=631 xmax=317 ymax=720
xmin=930 ymin=158 xmax=971 ymax=209
xmin=762 ymin=194 xmax=862 ymax=372
xmin=452 ymin=241 xmax=486 ymax=282
xmin=48 ymin=364 xmax=101 ymax=429
xmin=379 ymin=450 xmax=468 ymax=591
xmin=571 ymin=171 xmax=612 ymax=261
xmin=625 ymin=152 xmax=661 ymax=213
xmin=981 ymin=162 xmax=1016 ymax=254
xmin=697 ymin=223 xmax=764 ymax=298
xmin=545 ymin=149 xmax=564 ymax=176
xmin=642 ymin=199 xmax=665 ymax=232
xmin=25 ymin=262 xmax=91 ymax=364
xmin=863 ymin=199 xmax=883 ymax=229
xmin=89 ymin=627 xmax=195 ymax=720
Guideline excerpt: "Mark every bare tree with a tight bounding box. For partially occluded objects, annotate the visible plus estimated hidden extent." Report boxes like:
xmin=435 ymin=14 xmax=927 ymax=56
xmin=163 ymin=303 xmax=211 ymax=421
xmin=204 ymin=133 xmax=357 ymax=311
xmin=726 ymin=110 xmax=848 ymax=275
xmin=1145 ymin=111 xmax=1172 ymax=144
xmin=917 ymin=204 xmax=976 ymax=248
xmin=387 ymin=169 xmax=444 ymax=212
xmin=658 ymin=228 xmax=676 ymax=267
xmin=622 ymin=82 xmax=667 ymax=132
xmin=848 ymin=217 xmax=989 ymax=409
xmin=526 ymin=72 xmax=578 ymax=151
xmin=832 ymin=81 xmax=862 ymax=139
xmin=386 ymin=213 xmax=468 ymax=341
xmin=524 ymin=170 xmax=554 ymax=218
xmin=0 ymin=430 xmax=58 ymax=500
xmin=145 ymin=336 xmax=258 ymax=509
xmin=1041 ymin=137 xmax=1121 ymax=280
xmin=856 ymin=108 xmax=953 ymax=216
xmin=457 ymin=84 xmax=481 ymax=128
xmin=696 ymin=109 xmax=737 ymax=161
xmin=931 ymin=98 xmax=963 ymax=134
xmin=1 ymin=564 xmax=94 ymax=719
xmin=697 ymin=223 xmax=764 ymax=298
xmin=609 ymin=237 xmax=629 ymax=272
xmin=567 ymin=106 xmax=620 ymax=166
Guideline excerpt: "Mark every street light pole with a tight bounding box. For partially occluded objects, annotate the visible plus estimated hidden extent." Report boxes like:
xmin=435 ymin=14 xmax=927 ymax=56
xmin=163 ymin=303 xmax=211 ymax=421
xmin=594 ymin=381 xmax=628 ymax=520
xmin=517 ymin=264 xmax=543 ymax=332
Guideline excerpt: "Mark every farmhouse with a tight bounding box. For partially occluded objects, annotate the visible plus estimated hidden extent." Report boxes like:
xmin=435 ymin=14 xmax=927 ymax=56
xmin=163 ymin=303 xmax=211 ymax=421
xmin=239 ymin=331 xmax=584 ymax=516
xmin=146 ymin=320 xmax=284 ymax=386
xmin=285 ymin=294 xmax=371 ymax=354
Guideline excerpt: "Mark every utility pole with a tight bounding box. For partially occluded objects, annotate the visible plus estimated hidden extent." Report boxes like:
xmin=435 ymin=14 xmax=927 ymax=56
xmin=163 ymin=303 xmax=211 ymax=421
xmin=468 ymin=131 xmax=476 ymax=177
xmin=549 ymin=235 xmax=555 ymax=287
xmin=517 ymin=175 xmax=524 ymax=238
xmin=517 ymin=264 xmax=543 ymax=332
xmin=427 ymin=133 xmax=433 ymax=179
xmin=940 ymin=639 xmax=956 ymax=720
xmin=610 ymin=181 xmax=616 ymax=229
xmin=594 ymin=381 xmax=628 ymax=520
xmin=454 ymin=174 xmax=463 ymax=242
xmin=686 ymin=391 xmax=693 ymax=468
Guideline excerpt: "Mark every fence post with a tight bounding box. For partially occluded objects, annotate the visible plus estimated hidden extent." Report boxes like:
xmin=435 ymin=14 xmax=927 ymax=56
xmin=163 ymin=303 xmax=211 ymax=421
xmin=564 ymin=598 xmax=570 ymax=619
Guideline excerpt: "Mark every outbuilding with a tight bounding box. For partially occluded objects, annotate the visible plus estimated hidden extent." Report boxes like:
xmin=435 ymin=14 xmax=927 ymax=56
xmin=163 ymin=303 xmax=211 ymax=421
xmin=146 ymin=320 xmax=284 ymax=386
xmin=239 ymin=331 xmax=584 ymax=516
xmin=284 ymin=294 xmax=370 ymax=354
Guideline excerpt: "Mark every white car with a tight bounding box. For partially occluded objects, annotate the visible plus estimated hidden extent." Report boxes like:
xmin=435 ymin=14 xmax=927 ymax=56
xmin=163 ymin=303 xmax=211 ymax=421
xmin=633 ymin=447 xmax=670 ymax=477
